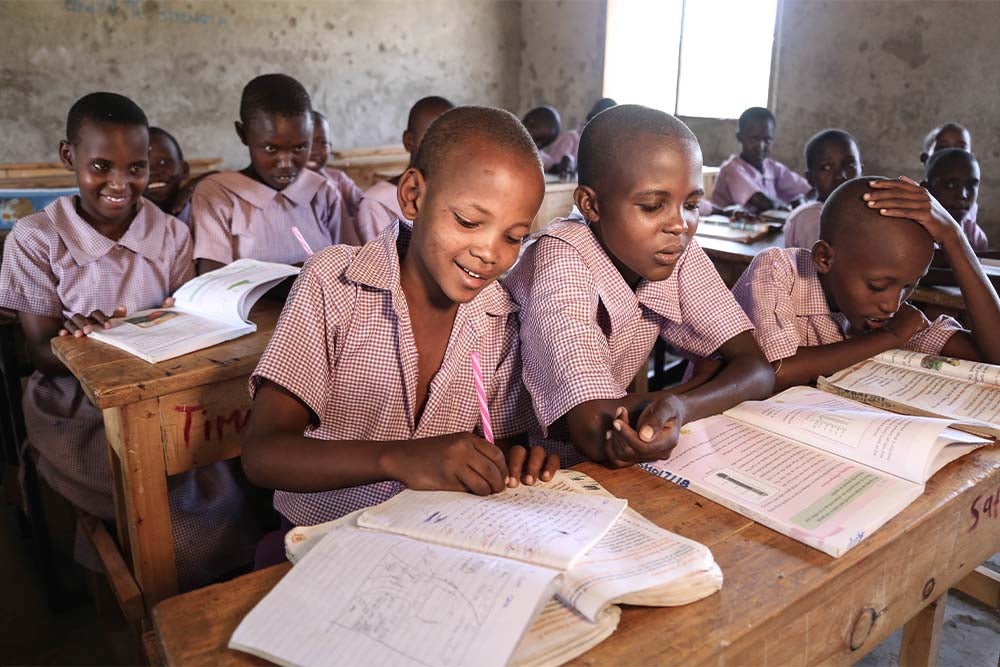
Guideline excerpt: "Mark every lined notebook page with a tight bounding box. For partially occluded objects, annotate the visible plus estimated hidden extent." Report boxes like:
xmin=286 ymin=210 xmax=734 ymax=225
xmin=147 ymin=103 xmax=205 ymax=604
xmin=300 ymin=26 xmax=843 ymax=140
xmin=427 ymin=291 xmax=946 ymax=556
xmin=230 ymin=526 xmax=559 ymax=667
xmin=357 ymin=485 xmax=627 ymax=570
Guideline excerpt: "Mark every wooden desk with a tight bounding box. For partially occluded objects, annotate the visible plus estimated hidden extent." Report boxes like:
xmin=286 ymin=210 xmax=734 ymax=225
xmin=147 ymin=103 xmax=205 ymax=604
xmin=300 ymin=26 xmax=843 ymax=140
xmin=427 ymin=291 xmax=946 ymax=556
xmin=697 ymin=228 xmax=784 ymax=287
xmin=532 ymin=180 xmax=577 ymax=232
xmin=330 ymin=145 xmax=410 ymax=190
xmin=51 ymin=300 xmax=283 ymax=610
xmin=154 ymin=451 xmax=1000 ymax=666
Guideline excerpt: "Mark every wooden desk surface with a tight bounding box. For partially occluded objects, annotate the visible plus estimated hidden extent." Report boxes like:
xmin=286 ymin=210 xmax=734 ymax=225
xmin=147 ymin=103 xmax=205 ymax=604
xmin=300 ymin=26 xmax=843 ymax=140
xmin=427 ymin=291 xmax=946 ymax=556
xmin=154 ymin=449 xmax=1000 ymax=666
xmin=696 ymin=228 xmax=783 ymax=265
xmin=50 ymin=300 xmax=283 ymax=410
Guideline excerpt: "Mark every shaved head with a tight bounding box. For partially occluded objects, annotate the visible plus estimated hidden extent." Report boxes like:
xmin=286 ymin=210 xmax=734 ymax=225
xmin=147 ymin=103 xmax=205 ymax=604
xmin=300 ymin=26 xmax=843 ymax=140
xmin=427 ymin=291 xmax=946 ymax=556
xmin=578 ymin=104 xmax=699 ymax=189
xmin=820 ymin=177 xmax=934 ymax=258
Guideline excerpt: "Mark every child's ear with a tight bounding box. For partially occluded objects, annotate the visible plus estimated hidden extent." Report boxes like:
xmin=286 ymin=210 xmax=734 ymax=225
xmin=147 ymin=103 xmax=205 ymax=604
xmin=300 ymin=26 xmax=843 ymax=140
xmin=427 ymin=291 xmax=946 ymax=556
xmin=735 ymin=131 xmax=743 ymax=144
xmin=58 ymin=140 xmax=74 ymax=170
xmin=805 ymin=170 xmax=816 ymax=188
xmin=181 ymin=160 xmax=191 ymax=181
xmin=402 ymin=129 xmax=415 ymax=155
xmin=397 ymin=167 xmax=423 ymax=220
xmin=573 ymin=184 xmax=600 ymax=224
xmin=235 ymin=121 xmax=248 ymax=146
xmin=919 ymin=152 xmax=929 ymax=164
xmin=812 ymin=240 xmax=835 ymax=274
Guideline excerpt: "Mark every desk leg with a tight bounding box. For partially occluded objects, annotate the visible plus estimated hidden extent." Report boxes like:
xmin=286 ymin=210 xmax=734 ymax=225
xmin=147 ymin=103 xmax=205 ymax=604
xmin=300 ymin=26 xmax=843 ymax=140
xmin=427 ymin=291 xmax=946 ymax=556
xmin=104 ymin=398 xmax=178 ymax=610
xmin=899 ymin=594 xmax=947 ymax=667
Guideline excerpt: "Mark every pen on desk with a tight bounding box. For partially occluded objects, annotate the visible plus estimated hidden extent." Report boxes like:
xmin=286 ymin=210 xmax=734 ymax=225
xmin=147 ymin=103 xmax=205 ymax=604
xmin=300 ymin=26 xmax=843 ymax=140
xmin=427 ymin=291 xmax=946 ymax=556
xmin=290 ymin=226 xmax=314 ymax=257
xmin=469 ymin=350 xmax=495 ymax=443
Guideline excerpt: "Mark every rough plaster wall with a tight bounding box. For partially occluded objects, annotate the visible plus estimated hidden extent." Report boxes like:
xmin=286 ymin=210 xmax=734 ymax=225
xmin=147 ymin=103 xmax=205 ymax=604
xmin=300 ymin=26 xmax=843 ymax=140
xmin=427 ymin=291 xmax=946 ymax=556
xmin=518 ymin=0 xmax=605 ymax=131
xmin=0 ymin=0 xmax=522 ymax=169
xmin=773 ymin=0 xmax=1000 ymax=242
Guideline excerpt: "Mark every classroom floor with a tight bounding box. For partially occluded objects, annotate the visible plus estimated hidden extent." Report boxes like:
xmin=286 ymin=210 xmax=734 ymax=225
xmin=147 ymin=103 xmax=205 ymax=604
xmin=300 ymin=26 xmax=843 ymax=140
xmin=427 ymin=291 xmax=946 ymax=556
xmin=1 ymin=499 xmax=999 ymax=666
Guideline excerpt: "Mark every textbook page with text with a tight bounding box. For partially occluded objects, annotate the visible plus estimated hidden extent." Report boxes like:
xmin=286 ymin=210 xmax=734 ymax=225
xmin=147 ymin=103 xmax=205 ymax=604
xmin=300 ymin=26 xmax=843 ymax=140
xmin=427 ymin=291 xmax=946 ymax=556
xmin=88 ymin=259 xmax=298 ymax=363
xmin=641 ymin=386 xmax=989 ymax=557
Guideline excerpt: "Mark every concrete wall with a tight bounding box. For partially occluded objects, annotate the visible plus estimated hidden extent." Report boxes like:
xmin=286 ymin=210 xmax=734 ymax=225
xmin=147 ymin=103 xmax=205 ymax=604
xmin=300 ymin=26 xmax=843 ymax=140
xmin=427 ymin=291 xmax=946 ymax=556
xmin=518 ymin=0 xmax=606 ymax=131
xmin=0 ymin=0 xmax=522 ymax=169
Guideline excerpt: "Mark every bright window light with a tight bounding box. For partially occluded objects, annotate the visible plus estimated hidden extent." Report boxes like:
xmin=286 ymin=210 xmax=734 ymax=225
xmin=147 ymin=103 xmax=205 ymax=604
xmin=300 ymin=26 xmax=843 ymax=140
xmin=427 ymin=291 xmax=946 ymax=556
xmin=603 ymin=0 xmax=779 ymax=120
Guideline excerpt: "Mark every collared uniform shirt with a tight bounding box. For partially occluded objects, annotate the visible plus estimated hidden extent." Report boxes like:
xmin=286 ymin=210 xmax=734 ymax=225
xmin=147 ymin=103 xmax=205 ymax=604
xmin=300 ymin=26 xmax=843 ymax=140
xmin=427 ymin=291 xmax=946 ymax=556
xmin=732 ymin=247 xmax=963 ymax=363
xmin=783 ymin=200 xmax=823 ymax=249
xmin=250 ymin=221 xmax=534 ymax=526
xmin=711 ymin=155 xmax=811 ymax=209
xmin=354 ymin=179 xmax=406 ymax=246
xmin=503 ymin=218 xmax=754 ymax=435
xmin=191 ymin=170 xmax=342 ymax=265
xmin=0 ymin=196 xmax=258 ymax=589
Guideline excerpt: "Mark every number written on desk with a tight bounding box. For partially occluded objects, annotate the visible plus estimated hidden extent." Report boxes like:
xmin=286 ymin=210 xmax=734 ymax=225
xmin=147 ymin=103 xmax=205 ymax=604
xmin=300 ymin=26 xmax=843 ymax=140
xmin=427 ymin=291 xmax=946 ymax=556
xmin=174 ymin=404 xmax=252 ymax=446
xmin=970 ymin=485 xmax=1000 ymax=531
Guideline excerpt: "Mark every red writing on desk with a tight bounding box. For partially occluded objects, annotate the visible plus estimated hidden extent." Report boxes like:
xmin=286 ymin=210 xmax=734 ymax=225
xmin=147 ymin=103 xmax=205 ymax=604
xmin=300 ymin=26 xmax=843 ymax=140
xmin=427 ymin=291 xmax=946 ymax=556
xmin=174 ymin=404 xmax=252 ymax=446
xmin=969 ymin=485 xmax=1000 ymax=530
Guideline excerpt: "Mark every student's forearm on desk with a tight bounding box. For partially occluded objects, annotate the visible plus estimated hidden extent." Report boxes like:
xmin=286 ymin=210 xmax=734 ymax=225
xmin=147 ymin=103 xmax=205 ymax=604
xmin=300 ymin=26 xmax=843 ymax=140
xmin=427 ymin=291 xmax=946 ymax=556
xmin=938 ymin=226 xmax=1000 ymax=363
xmin=774 ymin=332 xmax=902 ymax=392
xmin=669 ymin=347 xmax=774 ymax=423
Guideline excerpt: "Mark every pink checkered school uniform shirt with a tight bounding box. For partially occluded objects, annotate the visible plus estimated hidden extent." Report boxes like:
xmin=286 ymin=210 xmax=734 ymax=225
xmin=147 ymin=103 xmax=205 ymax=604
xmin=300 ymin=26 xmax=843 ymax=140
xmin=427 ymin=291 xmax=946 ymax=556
xmin=0 ymin=196 xmax=258 ymax=589
xmin=353 ymin=179 xmax=406 ymax=245
xmin=732 ymin=247 xmax=962 ymax=363
xmin=503 ymin=218 xmax=754 ymax=436
xmin=783 ymin=200 xmax=822 ymax=249
xmin=190 ymin=169 xmax=342 ymax=265
xmin=711 ymin=155 xmax=811 ymax=209
xmin=249 ymin=221 xmax=535 ymax=526
xmin=545 ymin=128 xmax=582 ymax=168
xmin=959 ymin=206 xmax=989 ymax=251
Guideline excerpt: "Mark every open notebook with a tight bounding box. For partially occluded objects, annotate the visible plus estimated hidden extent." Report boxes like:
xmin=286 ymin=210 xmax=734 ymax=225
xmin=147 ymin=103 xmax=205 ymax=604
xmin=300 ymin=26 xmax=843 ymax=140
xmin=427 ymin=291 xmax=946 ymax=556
xmin=88 ymin=259 xmax=298 ymax=363
xmin=642 ymin=385 xmax=991 ymax=557
xmin=230 ymin=471 xmax=723 ymax=667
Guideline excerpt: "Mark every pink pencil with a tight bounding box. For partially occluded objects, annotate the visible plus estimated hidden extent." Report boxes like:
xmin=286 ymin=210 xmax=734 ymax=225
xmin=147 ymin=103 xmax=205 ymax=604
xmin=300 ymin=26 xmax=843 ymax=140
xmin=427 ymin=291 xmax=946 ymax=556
xmin=290 ymin=226 xmax=314 ymax=257
xmin=470 ymin=351 xmax=494 ymax=443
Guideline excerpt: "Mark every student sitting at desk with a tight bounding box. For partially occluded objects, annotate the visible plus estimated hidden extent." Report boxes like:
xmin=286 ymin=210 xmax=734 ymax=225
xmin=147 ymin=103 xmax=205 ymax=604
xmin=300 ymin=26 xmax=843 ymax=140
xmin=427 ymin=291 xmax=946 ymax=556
xmin=923 ymin=148 xmax=988 ymax=251
xmin=0 ymin=93 xmax=257 ymax=589
xmin=545 ymin=97 xmax=617 ymax=176
xmin=306 ymin=110 xmax=365 ymax=242
xmin=190 ymin=73 xmax=343 ymax=273
xmin=920 ymin=121 xmax=972 ymax=165
xmin=710 ymin=107 xmax=811 ymax=215
xmin=504 ymin=105 xmax=774 ymax=467
xmin=144 ymin=127 xmax=194 ymax=224
xmin=353 ymin=95 xmax=454 ymax=244
xmin=522 ymin=105 xmax=571 ymax=177
xmin=733 ymin=176 xmax=1000 ymax=393
xmin=784 ymin=129 xmax=862 ymax=249
xmin=243 ymin=107 xmax=558 ymax=542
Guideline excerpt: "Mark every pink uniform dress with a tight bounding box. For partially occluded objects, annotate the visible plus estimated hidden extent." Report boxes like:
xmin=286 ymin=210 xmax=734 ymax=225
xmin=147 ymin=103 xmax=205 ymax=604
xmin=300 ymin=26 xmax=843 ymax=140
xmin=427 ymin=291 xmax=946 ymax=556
xmin=783 ymin=200 xmax=823 ymax=249
xmin=545 ymin=128 xmax=582 ymax=168
xmin=503 ymin=218 xmax=754 ymax=464
xmin=711 ymin=155 xmax=811 ymax=209
xmin=0 ymin=196 xmax=259 ymax=589
xmin=320 ymin=167 xmax=365 ymax=245
xmin=249 ymin=221 xmax=535 ymax=526
xmin=190 ymin=169 xmax=343 ymax=265
xmin=353 ymin=179 xmax=406 ymax=245
xmin=959 ymin=205 xmax=989 ymax=251
xmin=732 ymin=247 xmax=963 ymax=363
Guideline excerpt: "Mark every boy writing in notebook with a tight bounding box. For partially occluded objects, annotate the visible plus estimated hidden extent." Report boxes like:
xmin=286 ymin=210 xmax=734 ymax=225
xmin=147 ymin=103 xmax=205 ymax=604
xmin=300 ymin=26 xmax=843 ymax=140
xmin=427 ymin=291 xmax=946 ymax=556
xmin=0 ymin=93 xmax=257 ymax=589
xmin=710 ymin=107 xmax=811 ymax=214
xmin=504 ymin=105 xmax=774 ymax=466
xmin=784 ymin=129 xmax=862 ymax=249
xmin=243 ymin=107 xmax=558 ymax=530
xmin=354 ymin=95 xmax=454 ymax=244
xmin=923 ymin=148 xmax=989 ymax=251
xmin=306 ymin=110 xmax=365 ymax=242
xmin=733 ymin=176 xmax=1000 ymax=392
xmin=190 ymin=73 xmax=343 ymax=272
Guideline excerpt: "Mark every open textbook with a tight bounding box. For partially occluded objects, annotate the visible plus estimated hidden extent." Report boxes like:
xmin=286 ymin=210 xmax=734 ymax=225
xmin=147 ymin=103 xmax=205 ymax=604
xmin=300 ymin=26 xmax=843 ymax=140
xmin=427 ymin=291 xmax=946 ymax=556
xmin=88 ymin=259 xmax=298 ymax=363
xmin=818 ymin=349 xmax=1000 ymax=438
xmin=642 ymin=386 xmax=990 ymax=558
xmin=230 ymin=472 xmax=723 ymax=667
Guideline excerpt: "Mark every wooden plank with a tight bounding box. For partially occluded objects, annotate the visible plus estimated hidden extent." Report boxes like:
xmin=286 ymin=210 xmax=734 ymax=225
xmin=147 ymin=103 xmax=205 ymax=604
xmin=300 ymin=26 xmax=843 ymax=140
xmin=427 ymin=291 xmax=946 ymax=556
xmin=152 ymin=450 xmax=1000 ymax=666
xmin=51 ymin=300 xmax=281 ymax=409
xmin=104 ymin=398 xmax=178 ymax=609
xmin=911 ymin=285 xmax=965 ymax=312
xmin=952 ymin=565 xmax=1000 ymax=609
xmin=155 ymin=564 xmax=290 ymax=667
xmin=0 ymin=157 xmax=222 ymax=189
xmin=899 ymin=594 xmax=947 ymax=667
xmin=80 ymin=512 xmax=145 ymax=623
xmin=160 ymin=378 xmax=252 ymax=475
